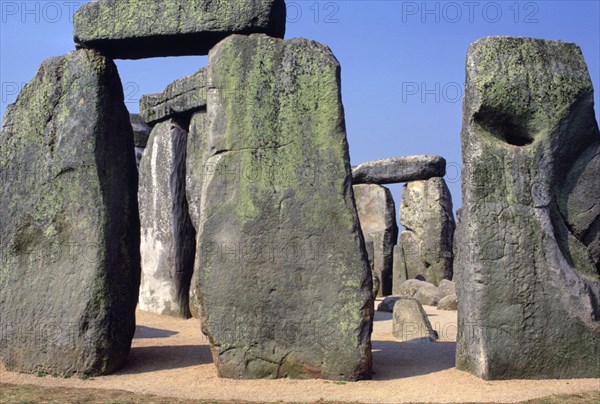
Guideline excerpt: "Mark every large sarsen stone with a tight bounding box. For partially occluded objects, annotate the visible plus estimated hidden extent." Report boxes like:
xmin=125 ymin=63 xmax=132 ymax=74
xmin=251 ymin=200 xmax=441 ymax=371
xmin=0 ymin=49 xmax=140 ymax=376
xmin=455 ymin=37 xmax=600 ymax=379
xmin=353 ymin=184 xmax=398 ymax=296
xmin=138 ymin=119 xmax=196 ymax=319
xmin=191 ymin=34 xmax=373 ymax=380
xmin=73 ymin=0 xmax=287 ymax=59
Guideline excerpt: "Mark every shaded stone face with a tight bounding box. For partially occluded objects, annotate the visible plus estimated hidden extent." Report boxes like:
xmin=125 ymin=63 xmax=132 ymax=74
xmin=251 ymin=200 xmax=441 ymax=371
xmin=190 ymin=34 xmax=373 ymax=380
xmin=352 ymin=155 xmax=446 ymax=185
xmin=138 ymin=119 xmax=196 ymax=319
xmin=398 ymin=178 xmax=455 ymax=286
xmin=456 ymin=36 xmax=600 ymax=380
xmin=0 ymin=49 xmax=140 ymax=376
xmin=139 ymin=68 xmax=207 ymax=125
xmin=353 ymin=184 xmax=398 ymax=296
xmin=73 ymin=0 xmax=287 ymax=59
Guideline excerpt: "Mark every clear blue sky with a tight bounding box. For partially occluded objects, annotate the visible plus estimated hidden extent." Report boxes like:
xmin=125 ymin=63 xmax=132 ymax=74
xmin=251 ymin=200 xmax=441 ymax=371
xmin=1 ymin=1 xmax=599 ymax=211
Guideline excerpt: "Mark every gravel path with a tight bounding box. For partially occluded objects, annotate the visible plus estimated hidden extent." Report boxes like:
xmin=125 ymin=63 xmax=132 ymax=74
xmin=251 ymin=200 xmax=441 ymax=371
xmin=2 ymin=301 xmax=598 ymax=403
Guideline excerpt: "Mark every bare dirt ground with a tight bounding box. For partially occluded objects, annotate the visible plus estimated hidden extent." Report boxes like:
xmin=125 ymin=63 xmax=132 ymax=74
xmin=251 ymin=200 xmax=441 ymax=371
xmin=1 ymin=300 xmax=599 ymax=403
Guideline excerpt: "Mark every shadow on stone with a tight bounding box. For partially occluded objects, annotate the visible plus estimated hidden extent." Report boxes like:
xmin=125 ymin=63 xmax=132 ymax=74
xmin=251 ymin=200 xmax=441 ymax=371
xmin=371 ymin=341 xmax=455 ymax=380
xmin=134 ymin=326 xmax=179 ymax=339
xmin=116 ymin=345 xmax=213 ymax=375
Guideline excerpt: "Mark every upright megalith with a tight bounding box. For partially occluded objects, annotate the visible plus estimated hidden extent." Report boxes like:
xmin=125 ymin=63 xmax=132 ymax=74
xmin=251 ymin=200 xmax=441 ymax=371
xmin=456 ymin=37 xmax=600 ymax=379
xmin=73 ymin=0 xmax=286 ymax=59
xmin=0 ymin=49 xmax=140 ymax=376
xmin=353 ymin=184 xmax=398 ymax=296
xmin=138 ymin=119 xmax=196 ymax=319
xmin=191 ymin=34 xmax=373 ymax=380
xmin=398 ymin=178 xmax=455 ymax=285
xmin=130 ymin=113 xmax=151 ymax=168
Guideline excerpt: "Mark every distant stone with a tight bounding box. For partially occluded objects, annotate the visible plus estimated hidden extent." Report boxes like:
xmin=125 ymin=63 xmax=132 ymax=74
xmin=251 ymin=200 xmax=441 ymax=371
xmin=398 ymin=279 xmax=432 ymax=297
xmin=190 ymin=34 xmax=372 ymax=380
xmin=130 ymin=113 xmax=151 ymax=147
xmin=456 ymin=36 xmax=600 ymax=379
xmin=398 ymin=178 xmax=455 ymax=285
xmin=365 ymin=240 xmax=380 ymax=297
xmin=377 ymin=296 xmax=401 ymax=312
xmin=352 ymin=155 xmax=446 ymax=185
xmin=392 ymin=298 xmax=438 ymax=342
xmin=414 ymin=284 xmax=439 ymax=306
xmin=0 ymin=49 xmax=140 ymax=376
xmin=353 ymin=184 xmax=398 ymax=296
xmin=392 ymin=245 xmax=407 ymax=295
xmin=437 ymin=279 xmax=456 ymax=299
xmin=140 ymin=68 xmax=207 ymax=125
xmin=438 ymin=294 xmax=457 ymax=311
xmin=73 ymin=0 xmax=287 ymax=59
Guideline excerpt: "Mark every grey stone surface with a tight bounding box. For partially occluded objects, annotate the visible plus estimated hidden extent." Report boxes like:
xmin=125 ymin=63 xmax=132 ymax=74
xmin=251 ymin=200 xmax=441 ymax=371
xmin=456 ymin=36 xmax=600 ymax=379
xmin=352 ymin=155 xmax=446 ymax=184
xmin=392 ymin=298 xmax=438 ymax=342
xmin=438 ymin=294 xmax=457 ymax=311
xmin=190 ymin=34 xmax=373 ymax=380
xmin=365 ymin=240 xmax=380 ymax=297
xmin=392 ymin=245 xmax=407 ymax=295
xmin=377 ymin=296 xmax=402 ymax=313
xmin=353 ymin=184 xmax=398 ymax=296
xmin=140 ymin=68 xmax=207 ymax=125
xmin=0 ymin=50 xmax=140 ymax=376
xmin=130 ymin=113 xmax=151 ymax=147
xmin=185 ymin=111 xmax=207 ymax=319
xmin=437 ymin=279 xmax=456 ymax=299
xmin=138 ymin=119 xmax=196 ymax=319
xmin=73 ymin=0 xmax=287 ymax=59
xmin=414 ymin=284 xmax=439 ymax=306
xmin=398 ymin=177 xmax=455 ymax=286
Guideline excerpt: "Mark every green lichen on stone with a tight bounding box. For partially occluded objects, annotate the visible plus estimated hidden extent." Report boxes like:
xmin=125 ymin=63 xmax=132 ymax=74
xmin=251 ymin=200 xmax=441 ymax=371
xmin=191 ymin=34 xmax=372 ymax=381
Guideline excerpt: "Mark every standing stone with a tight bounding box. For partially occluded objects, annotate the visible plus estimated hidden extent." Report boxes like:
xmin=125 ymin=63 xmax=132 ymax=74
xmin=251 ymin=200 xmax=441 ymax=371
xmin=353 ymin=184 xmax=398 ymax=296
xmin=138 ymin=119 xmax=196 ymax=319
xmin=186 ymin=110 xmax=208 ymax=319
xmin=456 ymin=37 xmax=600 ymax=379
xmin=352 ymin=155 xmax=446 ymax=184
xmin=398 ymin=178 xmax=455 ymax=285
xmin=73 ymin=0 xmax=286 ymax=59
xmin=392 ymin=245 xmax=407 ymax=294
xmin=392 ymin=298 xmax=438 ymax=342
xmin=191 ymin=34 xmax=373 ymax=380
xmin=0 ymin=50 xmax=140 ymax=376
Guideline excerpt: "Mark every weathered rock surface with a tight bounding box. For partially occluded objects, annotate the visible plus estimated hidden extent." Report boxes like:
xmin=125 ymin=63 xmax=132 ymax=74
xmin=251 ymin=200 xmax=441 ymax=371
xmin=438 ymin=294 xmax=457 ymax=311
xmin=353 ymin=184 xmax=398 ymax=296
xmin=392 ymin=245 xmax=407 ymax=294
xmin=130 ymin=113 xmax=151 ymax=147
xmin=130 ymin=113 xmax=151 ymax=168
xmin=437 ymin=279 xmax=456 ymax=299
xmin=73 ymin=0 xmax=287 ymax=59
xmin=397 ymin=279 xmax=439 ymax=307
xmin=190 ymin=34 xmax=373 ymax=380
xmin=138 ymin=119 xmax=196 ymax=319
xmin=365 ymin=240 xmax=380 ymax=297
xmin=456 ymin=37 xmax=600 ymax=379
xmin=186 ymin=111 xmax=207 ymax=319
xmin=0 ymin=50 xmax=140 ymax=376
xmin=352 ymin=155 xmax=446 ymax=184
xmin=377 ymin=296 xmax=402 ymax=312
xmin=398 ymin=177 xmax=455 ymax=285
xmin=392 ymin=298 xmax=438 ymax=342
xmin=140 ymin=68 xmax=207 ymax=125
